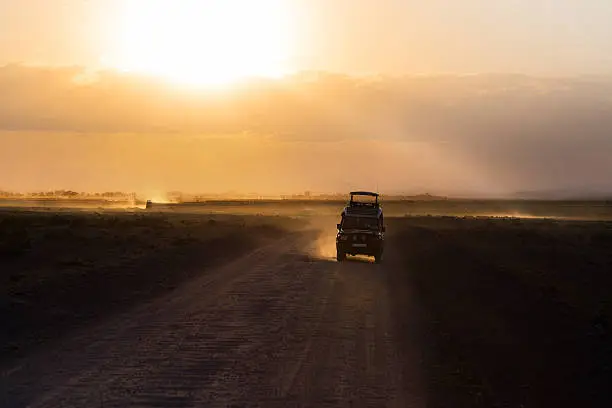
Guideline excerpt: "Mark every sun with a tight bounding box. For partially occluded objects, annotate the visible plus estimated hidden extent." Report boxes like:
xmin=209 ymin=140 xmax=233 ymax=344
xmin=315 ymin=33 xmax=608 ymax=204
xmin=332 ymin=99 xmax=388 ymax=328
xmin=108 ymin=0 xmax=294 ymax=87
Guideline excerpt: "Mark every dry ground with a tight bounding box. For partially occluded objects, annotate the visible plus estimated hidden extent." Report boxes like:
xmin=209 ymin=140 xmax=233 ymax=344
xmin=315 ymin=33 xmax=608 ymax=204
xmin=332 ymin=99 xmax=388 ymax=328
xmin=1 ymin=208 xmax=611 ymax=407
xmin=393 ymin=216 xmax=612 ymax=407
xmin=0 ymin=209 xmax=305 ymax=363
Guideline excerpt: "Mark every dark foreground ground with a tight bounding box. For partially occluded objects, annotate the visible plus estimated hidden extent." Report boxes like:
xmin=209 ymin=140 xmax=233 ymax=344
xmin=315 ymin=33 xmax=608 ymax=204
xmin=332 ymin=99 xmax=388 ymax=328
xmin=392 ymin=216 xmax=612 ymax=407
xmin=1 ymin=208 xmax=611 ymax=407
xmin=0 ymin=210 xmax=306 ymax=362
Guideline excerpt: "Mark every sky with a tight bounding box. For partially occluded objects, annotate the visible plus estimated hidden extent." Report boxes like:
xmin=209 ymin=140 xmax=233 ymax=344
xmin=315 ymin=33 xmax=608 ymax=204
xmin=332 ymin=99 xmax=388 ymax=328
xmin=2 ymin=0 xmax=612 ymax=75
xmin=1 ymin=0 xmax=612 ymax=196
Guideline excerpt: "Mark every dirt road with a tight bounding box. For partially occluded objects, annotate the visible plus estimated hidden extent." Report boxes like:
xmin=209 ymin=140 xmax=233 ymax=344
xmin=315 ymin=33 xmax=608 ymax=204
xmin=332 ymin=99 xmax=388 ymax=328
xmin=1 ymin=232 xmax=424 ymax=407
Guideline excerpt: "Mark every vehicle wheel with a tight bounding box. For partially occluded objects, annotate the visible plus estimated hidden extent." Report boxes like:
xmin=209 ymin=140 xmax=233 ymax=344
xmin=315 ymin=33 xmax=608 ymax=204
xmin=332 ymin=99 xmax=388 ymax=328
xmin=336 ymin=250 xmax=346 ymax=262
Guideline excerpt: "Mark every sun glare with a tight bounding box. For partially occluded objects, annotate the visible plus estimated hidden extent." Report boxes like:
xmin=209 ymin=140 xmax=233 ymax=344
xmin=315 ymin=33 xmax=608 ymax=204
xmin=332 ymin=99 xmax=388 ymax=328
xmin=109 ymin=0 xmax=294 ymax=87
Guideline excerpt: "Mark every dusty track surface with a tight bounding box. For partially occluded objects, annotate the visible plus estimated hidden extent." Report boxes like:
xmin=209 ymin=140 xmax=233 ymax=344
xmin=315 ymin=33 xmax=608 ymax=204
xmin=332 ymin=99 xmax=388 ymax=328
xmin=1 ymin=232 xmax=424 ymax=407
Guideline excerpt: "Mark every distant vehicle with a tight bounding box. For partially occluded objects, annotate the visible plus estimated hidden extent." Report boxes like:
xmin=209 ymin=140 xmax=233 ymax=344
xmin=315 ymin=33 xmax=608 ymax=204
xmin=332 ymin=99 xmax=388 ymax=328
xmin=336 ymin=191 xmax=385 ymax=263
xmin=145 ymin=200 xmax=153 ymax=209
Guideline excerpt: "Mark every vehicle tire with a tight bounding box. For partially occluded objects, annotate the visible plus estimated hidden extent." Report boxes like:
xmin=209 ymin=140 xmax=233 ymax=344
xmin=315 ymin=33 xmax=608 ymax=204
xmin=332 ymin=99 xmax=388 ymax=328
xmin=336 ymin=250 xmax=346 ymax=262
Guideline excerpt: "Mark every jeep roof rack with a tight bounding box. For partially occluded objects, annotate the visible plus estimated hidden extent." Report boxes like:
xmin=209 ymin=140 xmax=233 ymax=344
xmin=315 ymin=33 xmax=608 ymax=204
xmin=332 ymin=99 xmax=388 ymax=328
xmin=342 ymin=191 xmax=382 ymax=218
xmin=349 ymin=191 xmax=380 ymax=208
xmin=350 ymin=191 xmax=379 ymax=197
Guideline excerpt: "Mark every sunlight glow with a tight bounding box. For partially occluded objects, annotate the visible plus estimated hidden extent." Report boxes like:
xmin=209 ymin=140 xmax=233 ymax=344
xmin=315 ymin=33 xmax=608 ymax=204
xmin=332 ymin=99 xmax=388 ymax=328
xmin=109 ymin=0 xmax=294 ymax=86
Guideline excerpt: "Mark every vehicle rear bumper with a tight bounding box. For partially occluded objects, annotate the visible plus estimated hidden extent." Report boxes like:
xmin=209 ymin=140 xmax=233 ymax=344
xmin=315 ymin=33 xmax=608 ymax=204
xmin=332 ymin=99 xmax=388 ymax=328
xmin=336 ymin=241 xmax=383 ymax=255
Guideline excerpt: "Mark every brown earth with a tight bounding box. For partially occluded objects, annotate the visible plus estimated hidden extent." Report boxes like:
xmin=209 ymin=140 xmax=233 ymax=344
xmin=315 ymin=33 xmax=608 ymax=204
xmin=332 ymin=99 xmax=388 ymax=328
xmin=393 ymin=216 xmax=612 ymax=408
xmin=1 ymin=210 xmax=611 ymax=407
xmin=0 ymin=210 xmax=305 ymax=363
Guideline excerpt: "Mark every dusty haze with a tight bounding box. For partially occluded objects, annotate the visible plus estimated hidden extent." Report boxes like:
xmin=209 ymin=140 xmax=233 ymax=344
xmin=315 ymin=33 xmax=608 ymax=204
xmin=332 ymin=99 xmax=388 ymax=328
xmin=2 ymin=65 xmax=612 ymax=196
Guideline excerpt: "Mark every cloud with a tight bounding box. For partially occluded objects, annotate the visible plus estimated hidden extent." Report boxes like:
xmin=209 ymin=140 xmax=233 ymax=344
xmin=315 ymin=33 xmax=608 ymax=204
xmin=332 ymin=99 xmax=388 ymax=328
xmin=2 ymin=65 xmax=612 ymax=195
xmin=3 ymin=64 xmax=612 ymax=142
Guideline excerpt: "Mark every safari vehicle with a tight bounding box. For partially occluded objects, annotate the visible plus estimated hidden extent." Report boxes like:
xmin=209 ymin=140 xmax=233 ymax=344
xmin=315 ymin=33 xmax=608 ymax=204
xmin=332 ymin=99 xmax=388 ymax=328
xmin=336 ymin=191 xmax=385 ymax=263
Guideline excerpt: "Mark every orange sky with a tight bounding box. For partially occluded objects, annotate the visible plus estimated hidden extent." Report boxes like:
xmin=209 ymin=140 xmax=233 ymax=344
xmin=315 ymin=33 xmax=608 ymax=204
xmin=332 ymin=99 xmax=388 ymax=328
xmin=2 ymin=1 xmax=612 ymax=195
xmin=2 ymin=67 xmax=612 ymax=196
xmin=3 ymin=0 xmax=612 ymax=76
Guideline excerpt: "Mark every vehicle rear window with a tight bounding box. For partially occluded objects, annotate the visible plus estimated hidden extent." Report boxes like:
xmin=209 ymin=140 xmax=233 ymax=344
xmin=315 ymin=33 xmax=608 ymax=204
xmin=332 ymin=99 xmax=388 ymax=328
xmin=342 ymin=216 xmax=379 ymax=230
